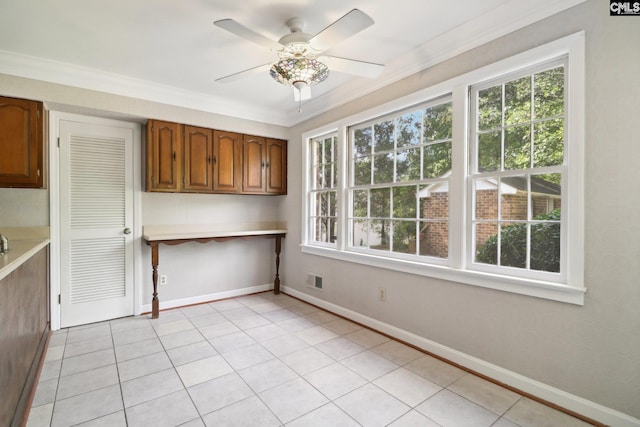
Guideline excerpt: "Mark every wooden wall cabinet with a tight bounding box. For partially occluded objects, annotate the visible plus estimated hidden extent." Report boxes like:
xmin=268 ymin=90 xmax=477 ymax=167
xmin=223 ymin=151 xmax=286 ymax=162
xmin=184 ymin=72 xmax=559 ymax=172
xmin=213 ymin=130 xmax=242 ymax=193
xmin=0 ymin=96 xmax=44 ymax=188
xmin=242 ymin=135 xmax=287 ymax=195
xmin=146 ymin=119 xmax=286 ymax=195
xmin=183 ymin=125 xmax=213 ymax=192
xmin=146 ymin=119 xmax=181 ymax=192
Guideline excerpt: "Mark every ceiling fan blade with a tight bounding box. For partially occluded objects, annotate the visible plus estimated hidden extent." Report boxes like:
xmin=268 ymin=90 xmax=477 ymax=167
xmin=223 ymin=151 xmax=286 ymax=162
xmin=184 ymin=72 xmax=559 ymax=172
xmin=215 ymin=63 xmax=272 ymax=84
xmin=320 ymin=56 xmax=384 ymax=79
xmin=214 ymin=19 xmax=282 ymax=51
xmin=309 ymin=9 xmax=374 ymax=53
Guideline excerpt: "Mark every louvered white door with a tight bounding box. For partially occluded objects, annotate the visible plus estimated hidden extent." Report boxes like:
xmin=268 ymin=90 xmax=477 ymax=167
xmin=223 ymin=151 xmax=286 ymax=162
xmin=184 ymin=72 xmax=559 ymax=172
xmin=59 ymin=119 xmax=134 ymax=327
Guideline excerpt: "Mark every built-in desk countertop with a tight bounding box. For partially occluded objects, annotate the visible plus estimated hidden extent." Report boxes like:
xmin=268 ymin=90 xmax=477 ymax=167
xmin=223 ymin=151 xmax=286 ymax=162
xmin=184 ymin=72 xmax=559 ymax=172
xmin=142 ymin=225 xmax=286 ymax=319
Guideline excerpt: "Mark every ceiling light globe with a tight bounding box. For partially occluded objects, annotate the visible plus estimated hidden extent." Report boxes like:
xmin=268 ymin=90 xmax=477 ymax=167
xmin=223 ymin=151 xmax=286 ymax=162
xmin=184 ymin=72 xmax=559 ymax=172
xmin=269 ymin=58 xmax=329 ymax=88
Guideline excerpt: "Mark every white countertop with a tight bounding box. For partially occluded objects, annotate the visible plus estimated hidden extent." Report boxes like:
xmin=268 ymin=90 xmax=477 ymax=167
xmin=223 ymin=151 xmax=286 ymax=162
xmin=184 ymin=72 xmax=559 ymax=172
xmin=143 ymin=224 xmax=287 ymax=242
xmin=0 ymin=227 xmax=50 ymax=281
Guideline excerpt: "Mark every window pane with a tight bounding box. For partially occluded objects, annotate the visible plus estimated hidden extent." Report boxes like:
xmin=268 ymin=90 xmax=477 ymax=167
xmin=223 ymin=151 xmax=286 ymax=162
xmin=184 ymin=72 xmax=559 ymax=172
xmin=504 ymin=125 xmax=531 ymax=170
xmin=478 ymin=131 xmax=501 ymax=172
xmin=370 ymin=188 xmax=390 ymax=218
xmin=352 ymin=219 xmax=368 ymax=247
xmin=420 ymin=183 xmax=448 ymax=220
xmin=534 ymin=66 xmax=564 ymax=119
xmin=533 ymin=119 xmax=564 ymax=167
xmin=314 ymin=140 xmax=323 ymax=166
xmin=500 ymin=222 xmax=527 ymax=268
xmin=354 ymin=127 xmax=372 ymax=157
xmin=475 ymin=180 xmax=498 ymax=220
xmin=393 ymin=186 xmax=417 ymax=218
xmin=373 ymin=153 xmax=394 ymax=184
xmin=354 ymin=156 xmax=371 ymax=186
xmin=322 ymin=163 xmax=332 ymax=188
xmin=370 ymin=220 xmax=390 ymax=250
xmin=397 ymin=111 xmax=421 ymax=147
xmin=323 ymin=137 xmax=333 ymax=163
xmin=531 ymin=173 xmax=561 ymax=217
xmin=396 ymin=147 xmax=420 ymax=182
xmin=331 ymin=161 xmax=338 ymax=188
xmin=478 ymin=86 xmax=502 ymax=131
xmin=424 ymin=103 xmax=452 ymax=141
xmin=315 ymin=218 xmax=327 ymax=243
xmin=329 ymin=191 xmax=337 ymax=217
xmin=312 ymin=165 xmax=321 ymax=189
xmin=374 ymin=120 xmax=395 ymax=152
xmin=419 ymin=220 xmax=448 ymax=258
xmin=316 ymin=192 xmax=327 ymax=216
xmin=531 ymin=220 xmax=560 ymax=272
xmin=475 ymin=222 xmax=498 ymax=265
xmin=352 ymin=189 xmax=368 ymax=217
xmin=504 ymin=76 xmax=531 ymax=126
xmin=424 ymin=141 xmax=452 ymax=178
xmin=392 ymin=220 xmax=417 ymax=254
xmin=328 ymin=218 xmax=338 ymax=244
xmin=500 ymin=176 xmax=528 ymax=221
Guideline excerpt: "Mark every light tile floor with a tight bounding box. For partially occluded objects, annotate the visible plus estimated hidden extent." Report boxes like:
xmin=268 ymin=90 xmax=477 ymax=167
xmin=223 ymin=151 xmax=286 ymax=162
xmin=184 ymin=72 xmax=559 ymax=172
xmin=27 ymin=292 xmax=594 ymax=427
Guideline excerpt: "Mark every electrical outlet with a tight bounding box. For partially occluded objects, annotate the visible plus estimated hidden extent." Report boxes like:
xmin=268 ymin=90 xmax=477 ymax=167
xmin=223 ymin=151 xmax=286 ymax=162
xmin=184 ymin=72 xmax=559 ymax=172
xmin=378 ymin=287 xmax=386 ymax=301
xmin=160 ymin=275 xmax=168 ymax=286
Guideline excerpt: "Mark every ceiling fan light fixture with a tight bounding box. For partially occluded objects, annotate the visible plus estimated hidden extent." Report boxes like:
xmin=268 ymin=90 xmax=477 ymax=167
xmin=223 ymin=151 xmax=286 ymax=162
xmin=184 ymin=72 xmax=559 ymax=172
xmin=269 ymin=58 xmax=329 ymax=90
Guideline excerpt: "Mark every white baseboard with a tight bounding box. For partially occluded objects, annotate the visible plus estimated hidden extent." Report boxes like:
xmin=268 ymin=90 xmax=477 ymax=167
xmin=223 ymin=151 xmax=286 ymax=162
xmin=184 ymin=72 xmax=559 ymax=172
xmin=139 ymin=283 xmax=273 ymax=313
xmin=282 ymin=285 xmax=640 ymax=427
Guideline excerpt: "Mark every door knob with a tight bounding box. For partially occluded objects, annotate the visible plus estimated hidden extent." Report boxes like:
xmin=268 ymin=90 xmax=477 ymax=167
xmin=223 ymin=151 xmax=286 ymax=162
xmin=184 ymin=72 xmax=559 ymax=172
xmin=123 ymin=227 xmax=132 ymax=235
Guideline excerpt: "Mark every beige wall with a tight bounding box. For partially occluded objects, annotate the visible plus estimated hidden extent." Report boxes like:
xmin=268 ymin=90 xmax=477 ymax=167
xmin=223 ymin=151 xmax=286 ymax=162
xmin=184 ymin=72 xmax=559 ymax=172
xmin=282 ymin=0 xmax=640 ymax=420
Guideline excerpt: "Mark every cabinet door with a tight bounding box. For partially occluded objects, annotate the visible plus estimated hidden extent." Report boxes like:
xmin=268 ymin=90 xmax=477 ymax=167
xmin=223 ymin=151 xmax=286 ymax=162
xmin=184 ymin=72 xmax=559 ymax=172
xmin=146 ymin=120 xmax=181 ymax=192
xmin=266 ymin=138 xmax=287 ymax=195
xmin=213 ymin=130 xmax=242 ymax=193
xmin=0 ymin=96 xmax=44 ymax=188
xmin=183 ymin=125 xmax=213 ymax=192
xmin=242 ymin=134 xmax=267 ymax=194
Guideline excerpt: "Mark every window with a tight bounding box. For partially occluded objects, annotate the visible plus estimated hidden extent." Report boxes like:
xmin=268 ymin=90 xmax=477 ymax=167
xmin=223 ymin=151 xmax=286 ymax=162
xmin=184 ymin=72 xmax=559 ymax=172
xmin=349 ymin=99 xmax=452 ymax=260
xmin=309 ymin=133 xmax=338 ymax=246
xmin=469 ymin=60 xmax=566 ymax=281
xmin=302 ymin=33 xmax=584 ymax=304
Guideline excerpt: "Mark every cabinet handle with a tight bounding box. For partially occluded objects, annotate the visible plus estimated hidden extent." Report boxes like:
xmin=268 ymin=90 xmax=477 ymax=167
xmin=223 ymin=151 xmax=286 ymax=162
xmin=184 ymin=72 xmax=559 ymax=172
xmin=207 ymin=156 xmax=211 ymax=164
xmin=212 ymin=156 xmax=216 ymax=165
xmin=173 ymin=152 xmax=176 ymax=161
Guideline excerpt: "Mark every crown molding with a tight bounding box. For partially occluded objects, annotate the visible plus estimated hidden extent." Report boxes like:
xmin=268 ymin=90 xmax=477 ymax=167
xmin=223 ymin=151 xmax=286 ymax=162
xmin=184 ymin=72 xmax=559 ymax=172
xmin=0 ymin=50 xmax=292 ymax=126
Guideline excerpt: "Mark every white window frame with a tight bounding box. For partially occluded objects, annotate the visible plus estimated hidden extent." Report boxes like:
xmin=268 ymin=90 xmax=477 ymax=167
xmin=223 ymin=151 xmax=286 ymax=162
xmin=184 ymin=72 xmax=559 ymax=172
xmin=301 ymin=32 xmax=585 ymax=305
xmin=308 ymin=132 xmax=339 ymax=248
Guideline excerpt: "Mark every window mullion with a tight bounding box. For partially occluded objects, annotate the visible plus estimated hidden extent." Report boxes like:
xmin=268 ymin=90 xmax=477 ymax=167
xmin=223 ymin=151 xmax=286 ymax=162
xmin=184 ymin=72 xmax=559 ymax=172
xmin=450 ymin=85 xmax=467 ymax=269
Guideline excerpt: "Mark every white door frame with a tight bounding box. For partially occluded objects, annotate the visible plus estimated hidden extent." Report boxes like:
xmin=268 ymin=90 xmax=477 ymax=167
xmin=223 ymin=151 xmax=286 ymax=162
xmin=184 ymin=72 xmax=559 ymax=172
xmin=49 ymin=111 xmax=143 ymax=331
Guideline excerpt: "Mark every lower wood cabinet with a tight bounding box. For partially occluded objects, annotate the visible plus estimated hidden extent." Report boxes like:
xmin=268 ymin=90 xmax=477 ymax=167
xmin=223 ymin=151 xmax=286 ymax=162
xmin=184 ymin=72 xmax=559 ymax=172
xmin=0 ymin=246 xmax=49 ymax=427
xmin=145 ymin=119 xmax=286 ymax=195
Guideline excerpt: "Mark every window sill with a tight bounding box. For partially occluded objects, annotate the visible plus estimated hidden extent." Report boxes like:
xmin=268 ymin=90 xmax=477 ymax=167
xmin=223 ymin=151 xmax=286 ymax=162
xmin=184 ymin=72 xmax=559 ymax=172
xmin=300 ymin=244 xmax=585 ymax=305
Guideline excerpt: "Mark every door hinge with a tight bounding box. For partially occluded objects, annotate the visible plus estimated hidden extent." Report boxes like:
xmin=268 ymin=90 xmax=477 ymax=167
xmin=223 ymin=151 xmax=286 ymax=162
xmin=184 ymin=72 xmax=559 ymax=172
xmin=58 ymin=294 xmax=61 ymax=304
xmin=57 ymin=137 xmax=60 ymax=148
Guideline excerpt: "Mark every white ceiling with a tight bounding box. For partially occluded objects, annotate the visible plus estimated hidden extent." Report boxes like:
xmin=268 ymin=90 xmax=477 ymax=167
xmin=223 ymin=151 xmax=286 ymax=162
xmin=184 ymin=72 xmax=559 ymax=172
xmin=0 ymin=0 xmax=583 ymax=127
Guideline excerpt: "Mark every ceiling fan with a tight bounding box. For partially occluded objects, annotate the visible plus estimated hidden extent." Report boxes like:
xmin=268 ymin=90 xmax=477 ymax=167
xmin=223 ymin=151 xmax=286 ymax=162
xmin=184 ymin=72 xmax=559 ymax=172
xmin=213 ymin=9 xmax=384 ymax=102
